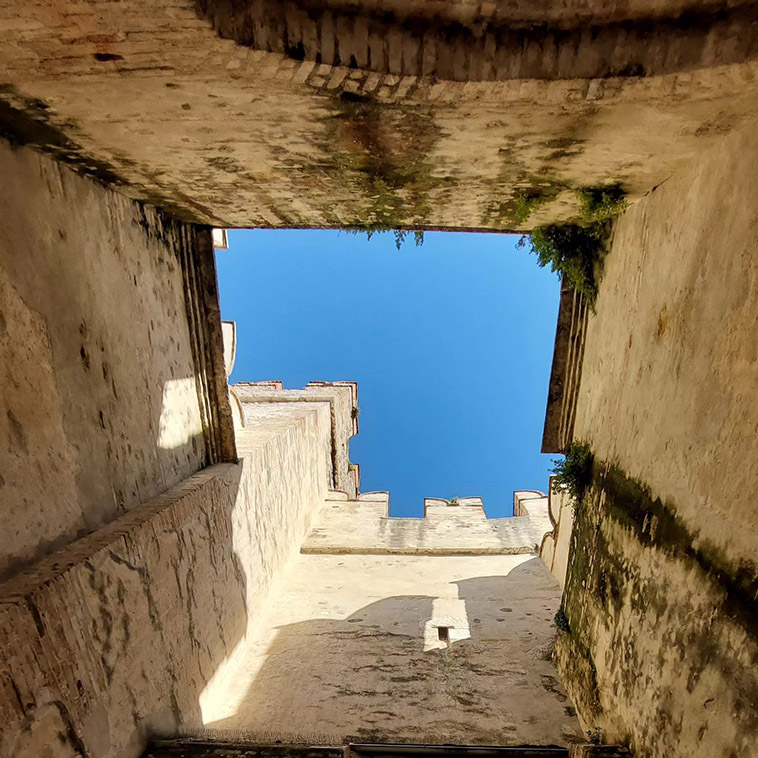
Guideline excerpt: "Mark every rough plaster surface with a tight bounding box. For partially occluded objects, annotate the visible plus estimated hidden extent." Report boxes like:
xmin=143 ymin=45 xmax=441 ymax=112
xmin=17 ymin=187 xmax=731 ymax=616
xmin=0 ymin=139 xmax=207 ymax=580
xmin=303 ymin=493 xmax=552 ymax=555
xmin=557 ymin=117 xmax=758 ymax=758
xmin=556 ymin=469 xmax=758 ymax=758
xmin=205 ymin=552 xmax=583 ymax=747
xmin=574 ymin=116 xmax=758 ymax=573
xmin=539 ymin=491 xmax=574 ymax=590
xmin=1 ymin=1 xmax=758 ymax=228
xmin=0 ymin=401 xmax=332 ymax=758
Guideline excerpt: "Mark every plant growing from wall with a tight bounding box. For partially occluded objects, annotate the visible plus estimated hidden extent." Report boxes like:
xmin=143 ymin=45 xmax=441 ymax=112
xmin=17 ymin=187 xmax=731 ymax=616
xmin=351 ymin=406 xmax=360 ymax=419
xmin=554 ymin=607 xmax=570 ymax=633
xmin=578 ymin=184 xmax=627 ymax=223
xmin=518 ymin=183 xmax=626 ymax=300
xmin=449 ymin=497 xmax=459 ymax=504
xmin=346 ymin=227 xmax=424 ymax=250
xmin=518 ymin=224 xmax=607 ymax=302
xmin=551 ymin=440 xmax=594 ymax=506
xmin=511 ymin=187 xmax=557 ymax=224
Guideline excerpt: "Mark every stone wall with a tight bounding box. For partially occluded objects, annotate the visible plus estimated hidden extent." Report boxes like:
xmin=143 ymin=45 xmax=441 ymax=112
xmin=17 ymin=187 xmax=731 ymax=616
xmin=1 ymin=0 xmax=758 ymax=228
xmin=203 ymin=551 xmax=583 ymax=746
xmin=538 ymin=489 xmax=574 ymax=590
xmin=233 ymin=381 xmax=359 ymax=498
xmin=0 ymin=138 xmax=232 ymax=581
xmin=0 ymin=400 xmax=332 ymax=758
xmin=302 ymin=492 xmax=552 ymax=554
xmin=201 ymin=0 xmax=758 ymax=80
xmin=555 ymin=118 xmax=758 ymax=758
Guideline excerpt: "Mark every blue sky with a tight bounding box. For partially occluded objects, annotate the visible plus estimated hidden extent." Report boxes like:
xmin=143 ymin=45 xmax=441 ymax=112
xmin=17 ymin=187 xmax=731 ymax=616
xmin=216 ymin=229 xmax=560 ymax=518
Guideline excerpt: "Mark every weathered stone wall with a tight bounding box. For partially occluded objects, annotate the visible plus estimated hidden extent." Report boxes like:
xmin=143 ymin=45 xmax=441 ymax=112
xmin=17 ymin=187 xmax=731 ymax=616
xmin=575 ymin=115 xmax=758 ymax=593
xmin=1 ymin=0 xmax=757 ymax=228
xmin=302 ymin=492 xmax=552 ymax=554
xmin=0 ymin=138 xmax=217 ymax=581
xmin=203 ymin=551 xmax=583 ymax=747
xmin=233 ymin=381 xmax=359 ymax=498
xmin=200 ymin=0 xmax=758 ymax=80
xmin=555 ymin=117 xmax=758 ymax=757
xmin=539 ymin=489 xmax=575 ymax=590
xmin=0 ymin=400 xmax=332 ymax=758
xmin=555 ymin=467 xmax=758 ymax=758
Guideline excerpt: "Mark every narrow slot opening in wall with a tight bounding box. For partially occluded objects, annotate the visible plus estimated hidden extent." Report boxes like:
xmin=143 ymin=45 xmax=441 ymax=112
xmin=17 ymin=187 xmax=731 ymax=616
xmin=437 ymin=626 xmax=450 ymax=645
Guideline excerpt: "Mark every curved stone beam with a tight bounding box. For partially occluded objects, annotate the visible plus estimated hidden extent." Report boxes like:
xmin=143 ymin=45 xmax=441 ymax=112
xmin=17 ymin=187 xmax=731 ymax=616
xmin=197 ymin=0 xmax=758 ymax=81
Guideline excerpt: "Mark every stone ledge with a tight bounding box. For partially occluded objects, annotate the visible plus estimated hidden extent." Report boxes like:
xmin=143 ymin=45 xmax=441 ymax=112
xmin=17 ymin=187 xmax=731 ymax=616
xmin=542 ymin=283 xmax=588 ymax=454
xmin=0 ymin=463 xmax=238 ymax=603
xmin=180 ymin=226 xmax=237 ymax=464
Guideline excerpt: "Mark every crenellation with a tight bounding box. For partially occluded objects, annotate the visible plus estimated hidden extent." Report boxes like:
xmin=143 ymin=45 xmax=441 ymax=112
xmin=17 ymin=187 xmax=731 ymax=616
xmin=303 ymin=492 xmax=552 ymax=555
xmin=233 ymin=380 xmax=358 ymax=497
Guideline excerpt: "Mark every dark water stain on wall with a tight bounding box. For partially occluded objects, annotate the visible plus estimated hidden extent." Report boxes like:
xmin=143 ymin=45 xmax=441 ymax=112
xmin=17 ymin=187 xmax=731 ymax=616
xmin=556 ymin=459 xmax=758 ymax=757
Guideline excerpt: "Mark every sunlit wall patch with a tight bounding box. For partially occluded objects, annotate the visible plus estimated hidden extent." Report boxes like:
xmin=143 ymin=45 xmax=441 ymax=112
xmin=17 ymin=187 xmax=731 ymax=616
xmin=423 ymin=597 xmax=470 ymax=651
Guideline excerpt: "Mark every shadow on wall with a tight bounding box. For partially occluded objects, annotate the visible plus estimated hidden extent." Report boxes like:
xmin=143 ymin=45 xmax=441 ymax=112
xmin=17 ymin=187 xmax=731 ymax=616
xmin=5 ymin=464 xmax=250 ymax=758
xmin=0 ymin=142 xmax=214 ymax=582
xmin=204 ymin=558 xmax=581 ymax=747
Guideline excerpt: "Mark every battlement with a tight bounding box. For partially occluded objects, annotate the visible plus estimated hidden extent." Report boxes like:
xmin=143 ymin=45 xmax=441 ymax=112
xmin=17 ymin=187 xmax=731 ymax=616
xmin=303 ymin=491 xmax=552 ymax=556
xmin=228 ymin=379 xmax=552 ymax=555
xmin=231 ymin=380 xmax=359 ymax=497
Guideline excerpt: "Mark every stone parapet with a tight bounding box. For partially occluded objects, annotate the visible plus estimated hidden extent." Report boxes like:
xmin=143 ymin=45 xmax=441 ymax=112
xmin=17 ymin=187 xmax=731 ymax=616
xmin=0 ymin=399 xmax=332 ymax=758
xmin=233 ymin=381 xmax=359 ymax=498
xmin=302 ymin=491 xmax=552 ymax=555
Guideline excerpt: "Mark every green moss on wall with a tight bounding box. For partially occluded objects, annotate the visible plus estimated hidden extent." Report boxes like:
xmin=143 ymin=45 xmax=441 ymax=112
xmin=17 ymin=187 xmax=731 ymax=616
xmin=557 ymin=450 xmax=758 ymax=753
xmin=305 ymin=92 xmax=444 ymax=233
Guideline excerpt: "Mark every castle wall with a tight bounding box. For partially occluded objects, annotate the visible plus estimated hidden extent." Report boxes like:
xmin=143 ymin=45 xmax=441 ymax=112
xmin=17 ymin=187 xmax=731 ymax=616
xmin=556 ymin=117 xmax=758 ymax=757
xmin=234 ymin=381 xmax=359 ymax=498
xmin=0 ymin=401 xmax=332 ymax=758
xmin=303 ymin=493 xmax=552 ymax=554
xmin=1 ymin=1 xmax=758 ymax=229
xmin=204 ymin=551 xmax=583 ymax=746
xmin=0 ymin=138 xmax=225 ymax=581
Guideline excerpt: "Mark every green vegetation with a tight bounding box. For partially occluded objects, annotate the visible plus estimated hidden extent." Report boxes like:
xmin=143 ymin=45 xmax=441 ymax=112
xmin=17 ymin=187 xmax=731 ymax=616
xmin=517 ymin=183 xmax=626 ymax=300
xmin=348 ymin=462 xmax=356 ymax=472
xmin=351 ymin=406 xmax=360 ymax=419
xmin=511 ymin=189 xmax=553 ymax=224
xmin=321 ymin=94 xmax=440 ymax=243
xmin=346 ymin=228 xmax=423 ymax=250
xmin=517 ymin=224 xmax=607 ymax=302
xmin=449 ymin=497 xmax=459 ymax=504
xmin=551 ymin=440 xmax=594 ymax=506
xmin=554 ymin=607 xmax=570 ymax=633
xmin=578 ymin=184 xmax=627 ymax=223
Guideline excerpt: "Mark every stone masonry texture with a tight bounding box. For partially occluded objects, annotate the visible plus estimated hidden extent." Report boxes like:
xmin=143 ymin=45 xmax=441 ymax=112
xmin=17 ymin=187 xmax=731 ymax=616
xmin=0 ymin=139 xmax=209 ymax=581
xmin=556 ymin=117 xmax=758 ymax=758
xmin=1 ymin=1 xmax=758 ymax=228
xmin=0 ymin=398 xmax=332 ymax=758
